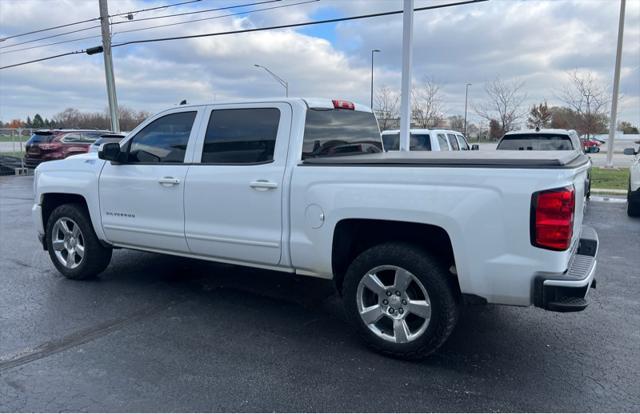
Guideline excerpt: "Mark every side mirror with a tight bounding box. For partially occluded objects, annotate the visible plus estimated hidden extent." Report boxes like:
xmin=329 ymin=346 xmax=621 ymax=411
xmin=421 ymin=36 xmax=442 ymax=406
xmin=98 ymin=142 xmax=123 ymax=162
xmin=471 ymin=144 xmax=480 ymax=151
xmin=623 ymin=148 xmax=637 ymax=156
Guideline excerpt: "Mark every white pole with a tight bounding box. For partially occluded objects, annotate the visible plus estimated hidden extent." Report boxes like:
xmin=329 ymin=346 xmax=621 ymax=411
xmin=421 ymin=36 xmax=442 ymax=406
xmin=399 ymin=0 xmax=414 ymax=152
xmin=99 ymin=0 xmax=120 ymax=132
xmin=606 ymin=0 xmax=625 ymax=168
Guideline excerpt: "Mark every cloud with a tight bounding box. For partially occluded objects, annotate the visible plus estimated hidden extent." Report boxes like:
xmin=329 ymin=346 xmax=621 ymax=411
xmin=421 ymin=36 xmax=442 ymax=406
xmin=0 ymin=0 xmax=638 ymax=127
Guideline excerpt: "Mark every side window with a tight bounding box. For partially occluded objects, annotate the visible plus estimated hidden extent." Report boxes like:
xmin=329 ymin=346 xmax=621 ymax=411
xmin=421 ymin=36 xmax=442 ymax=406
xmin=61 ymin=133 xmax=83 ymax=143
xmin=82 ymin=132 xmax=103 ymax=142
xmin=126 ymin=111 xmax=196 ymax=163
xmin=447 ymin=133 xmax=460 ymax=150
xmin=437 ymin=134 xmax=450 ymax=151
xmin=457 ymin=135 xmax=470 ymax=150
xmin=201 ymin=108 xmax=280 ymax=164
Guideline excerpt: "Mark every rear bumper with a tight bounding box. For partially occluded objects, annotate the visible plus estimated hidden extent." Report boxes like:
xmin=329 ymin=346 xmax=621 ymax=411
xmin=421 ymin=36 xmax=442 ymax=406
xmin=533 ymin=225 xmax=598 ymax=312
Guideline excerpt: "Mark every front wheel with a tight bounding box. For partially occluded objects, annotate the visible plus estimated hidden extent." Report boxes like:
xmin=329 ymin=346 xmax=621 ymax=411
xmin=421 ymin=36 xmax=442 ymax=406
xmin=46 ymin=203 xmax=112 ymax=279
xmin=343 ymin=242 xmax=459 ymax=359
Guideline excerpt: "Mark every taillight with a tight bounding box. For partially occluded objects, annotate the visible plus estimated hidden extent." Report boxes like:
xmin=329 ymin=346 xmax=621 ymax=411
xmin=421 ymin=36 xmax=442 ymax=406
xmin=332 ymin=99 xmax=355 ymax=110
xmin=531 ymin=186 xmax=575 ymax=251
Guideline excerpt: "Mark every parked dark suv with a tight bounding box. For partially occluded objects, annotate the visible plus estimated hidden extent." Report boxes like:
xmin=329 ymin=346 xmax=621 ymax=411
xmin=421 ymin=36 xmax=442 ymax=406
xmin=24 ymin=129 xmax=110 ymax=168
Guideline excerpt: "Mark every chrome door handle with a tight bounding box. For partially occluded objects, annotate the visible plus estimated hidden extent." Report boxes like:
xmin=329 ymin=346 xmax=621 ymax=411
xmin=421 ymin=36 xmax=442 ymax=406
xmin=158 ymin=176 xmax=180 ymax=186
xmin=250 ymin=180 xmax=278 ymax=191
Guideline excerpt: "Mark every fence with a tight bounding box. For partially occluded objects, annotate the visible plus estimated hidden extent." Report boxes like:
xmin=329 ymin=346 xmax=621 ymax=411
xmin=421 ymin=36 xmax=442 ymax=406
xmin=0 ymin=128 xmax=32 ymax=175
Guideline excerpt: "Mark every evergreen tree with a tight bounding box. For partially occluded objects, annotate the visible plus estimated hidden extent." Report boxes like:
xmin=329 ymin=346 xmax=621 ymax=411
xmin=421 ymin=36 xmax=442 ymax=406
xmin=33 ymin=114 xmax=45 ymax=128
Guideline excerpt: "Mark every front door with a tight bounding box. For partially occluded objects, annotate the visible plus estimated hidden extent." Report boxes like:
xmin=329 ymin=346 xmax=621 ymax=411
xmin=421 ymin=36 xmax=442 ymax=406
xmin=100 ymin=109 xmax=201 ymax=253
xmin=184 ymin=103 xmax=291 ymax=266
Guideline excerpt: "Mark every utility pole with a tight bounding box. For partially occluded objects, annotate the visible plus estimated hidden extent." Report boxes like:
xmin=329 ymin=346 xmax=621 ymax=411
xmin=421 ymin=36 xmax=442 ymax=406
xmin=370 ymin=49 xmax=380 ymax=109
xmin=99 ymin=0 xmax=120 ymax=132
xmin=464 ymin=83 xmax=471 ymax=137
xmin=606 ymin=0 xmax=626 ymax=168
xmin=399 ymin=0 xmax=414 ymax=152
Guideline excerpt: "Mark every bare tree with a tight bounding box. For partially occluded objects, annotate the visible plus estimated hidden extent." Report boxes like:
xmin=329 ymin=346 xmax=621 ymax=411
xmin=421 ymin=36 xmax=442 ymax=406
xmin=447 ymin=115 xmax=464 ymax=132
xmin=527 ymin=101 xmax=552 ymax=129
xmin=52 ymin=106 xmax=149 ymax=131
xmin=411 ymin=78 xmax=445 ymax=128
xmin=374 ymin=86 xmax=399 ymax=131
xmin=558 ymin=70 xmax=609 ymax=138
xmin=474 ymin=77 xmax=527 ymax=136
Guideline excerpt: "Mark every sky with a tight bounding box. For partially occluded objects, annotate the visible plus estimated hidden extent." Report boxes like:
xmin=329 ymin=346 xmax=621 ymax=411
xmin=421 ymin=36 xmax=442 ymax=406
xmin=0 ymin=0 xmax=639 ymax=128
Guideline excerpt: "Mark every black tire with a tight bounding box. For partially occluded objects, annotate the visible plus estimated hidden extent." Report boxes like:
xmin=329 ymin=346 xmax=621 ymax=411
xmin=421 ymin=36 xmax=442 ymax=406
xmin=46 ymin=203 xmax=112 ymax=280
xmin=628 ymin=180 xmax=640 ymax=217
xmin=343 ymin=242 xmax=459 ymax=359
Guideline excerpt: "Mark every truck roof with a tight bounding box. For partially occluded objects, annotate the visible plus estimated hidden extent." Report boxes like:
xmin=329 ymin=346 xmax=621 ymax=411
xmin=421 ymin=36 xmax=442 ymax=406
xmin=381 ymin=129 xmax=465 ymax=135
xmin=170 ymin=97 xmax=373 ymax=113
xmin=504 ymin=129 xmax=576 ymax=136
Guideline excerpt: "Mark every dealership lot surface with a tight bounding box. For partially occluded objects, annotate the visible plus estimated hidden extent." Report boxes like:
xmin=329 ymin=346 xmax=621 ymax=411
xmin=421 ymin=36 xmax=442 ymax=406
xmin=1 ymin=175 xmax=639 ymax=412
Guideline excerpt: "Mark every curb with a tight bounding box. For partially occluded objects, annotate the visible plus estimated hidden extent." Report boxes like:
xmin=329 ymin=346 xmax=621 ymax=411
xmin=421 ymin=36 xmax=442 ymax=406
xmin=591 ymin=188 xmax=627 ymax=195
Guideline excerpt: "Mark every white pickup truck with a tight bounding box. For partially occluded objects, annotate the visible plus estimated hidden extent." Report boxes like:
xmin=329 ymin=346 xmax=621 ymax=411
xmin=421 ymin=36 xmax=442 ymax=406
xmin=32 ymin=98 xmax=598 ymax=358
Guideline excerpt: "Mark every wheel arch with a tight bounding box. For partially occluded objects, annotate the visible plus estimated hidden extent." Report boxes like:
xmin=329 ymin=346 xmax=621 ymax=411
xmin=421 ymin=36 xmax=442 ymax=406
xmin=40 ymin=193 xmax=105 ymax=249
xmin=331 ymin=218 xmax=460 ymax=296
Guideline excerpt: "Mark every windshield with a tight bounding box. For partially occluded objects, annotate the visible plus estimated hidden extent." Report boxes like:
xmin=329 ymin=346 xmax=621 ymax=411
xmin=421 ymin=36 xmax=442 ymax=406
xmin=28 ymin=133 xmax=55 ymax=143
xmin=382 ymin=133 xmax=432 ymax=151
xmin=497 ymin=134 xmax=574 ymax=150
xmin=302 ymin=109 xmax=382 ymax=159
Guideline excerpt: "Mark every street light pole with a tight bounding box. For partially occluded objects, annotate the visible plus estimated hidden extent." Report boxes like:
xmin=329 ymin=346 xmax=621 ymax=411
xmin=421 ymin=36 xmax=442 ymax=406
xmin=98 ymin=0 xmax=120 ymax=132
xmin=606 ymin=0 xmax=626 ymax=168
xmin=370 ymin=49 xmax=380 ymax=109
xmin=464 ymin=83 xmax=471 ymax=138
xmin=399 ymin=0 xmax=414 ymax=152
xmin=254 ymin=64 xmax=288 ymax=97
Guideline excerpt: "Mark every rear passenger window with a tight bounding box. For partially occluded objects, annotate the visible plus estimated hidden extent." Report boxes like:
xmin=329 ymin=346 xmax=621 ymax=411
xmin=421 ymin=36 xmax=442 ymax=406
xmin=201 ymin=108 xmax=280 ymax=164
xmin=447 ymin=134 xmax=460 ymax=150
xmin=126 ymin=111 xmax=196 ymax=163
xmin=437 ymin=134 xmax=450 ymax=151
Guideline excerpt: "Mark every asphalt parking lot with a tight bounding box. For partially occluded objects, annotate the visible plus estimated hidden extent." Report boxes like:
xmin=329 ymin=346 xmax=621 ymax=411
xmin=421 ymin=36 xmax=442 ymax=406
xmin=1 ymin=175 xmax=639 ymax=412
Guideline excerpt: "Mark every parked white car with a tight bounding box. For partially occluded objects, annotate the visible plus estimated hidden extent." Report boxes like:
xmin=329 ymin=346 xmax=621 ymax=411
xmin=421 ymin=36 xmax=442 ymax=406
xmin=497 ymin=129 xmax=582 ymax=151
xmin=381 ymin=129 xmax=476 ymax=152
xmin=624 ymin=145 xmax=640 ymax=217
xmin=498 ymin=129 xmax=592 ymax=197
xmin=32 ymin=98 xmax=598 ymax=358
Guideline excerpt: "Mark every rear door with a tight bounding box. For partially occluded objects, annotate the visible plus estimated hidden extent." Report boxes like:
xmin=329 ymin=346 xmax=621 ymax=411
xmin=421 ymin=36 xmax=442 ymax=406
xmin=99 ymin=108 xmax=202 ymax=253
xmin=184 ymin=103 xmax=291 ymax=265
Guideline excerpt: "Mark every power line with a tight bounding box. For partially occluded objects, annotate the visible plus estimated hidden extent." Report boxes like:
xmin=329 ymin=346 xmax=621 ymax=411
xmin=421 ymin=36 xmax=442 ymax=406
xmin=110 ymin=0 xmax=203 ymax=18
xmin=0 ymin=0 xmax=488 ymax=71
xmin=113 ymin=0 xmax=317 ymax=37
xmin=111 ymin=0 xmax=280 ymax=25
xmin=0 ymin=24 xmax=101 ymax=50
xmin=0 ymin=0 xmax=203 ymax=43
xmin=0 ymin=0 xmax=281 ymax=51
xmin=112 ymin=0 xmax=487 ymax=48
xmin=0 ymin=0 xmax=295 ymax=54
xmin=0 ymin=34 xmax=103 ymax=55
xmin=0 ymin=50 xmax=86 ymax=70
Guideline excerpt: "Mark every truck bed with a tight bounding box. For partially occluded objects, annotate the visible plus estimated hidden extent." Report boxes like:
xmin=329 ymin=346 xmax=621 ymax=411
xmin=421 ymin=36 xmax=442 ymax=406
xmin=302 ymin=150 xmax=588 ymax=169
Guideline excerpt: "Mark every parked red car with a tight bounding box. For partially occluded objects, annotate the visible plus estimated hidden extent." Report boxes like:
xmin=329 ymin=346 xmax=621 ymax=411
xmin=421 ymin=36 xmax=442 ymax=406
xmin=24 ymin=129 xmax=110 ymax=168
xmin=581 ymin=138 xmax=602 ymax=153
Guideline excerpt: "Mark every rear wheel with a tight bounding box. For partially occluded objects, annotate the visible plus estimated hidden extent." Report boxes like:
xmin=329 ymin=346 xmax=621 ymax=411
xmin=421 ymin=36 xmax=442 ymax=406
xmin=343 ymin=242 xmax=459 ymax=359
xmin=46 ymin=204 xmax=112 ymax=279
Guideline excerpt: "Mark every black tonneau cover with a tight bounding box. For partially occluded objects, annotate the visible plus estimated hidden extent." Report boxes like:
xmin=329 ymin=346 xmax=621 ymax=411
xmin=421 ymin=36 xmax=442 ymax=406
xmin=302 ymin=150 xmax=589 ymax=169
